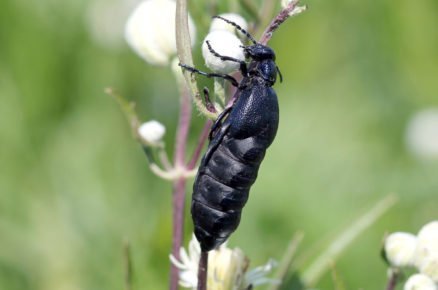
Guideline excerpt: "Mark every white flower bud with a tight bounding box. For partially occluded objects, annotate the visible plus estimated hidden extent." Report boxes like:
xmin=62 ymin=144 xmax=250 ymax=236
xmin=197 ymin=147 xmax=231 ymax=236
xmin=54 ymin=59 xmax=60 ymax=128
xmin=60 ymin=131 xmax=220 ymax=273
xmin=404 ymin=274 xmax=437 ymax=290
xmin=418 ymin=256 xmax=438 ymax=282
xmin=417 ymin=221 xmax=438 ymax=254
xmin=138 ymin=120 xmax=166 ymax=145
xmin=415 ymin=221 xmax=438 ymax=282
xmin=405 ymin=108 xmax=438 ymax=160
xmin=384 ymin=232 xmax=418 ymax=267
xmin=209 ymin=13 xmax=248 ymax=40
xmin=202 ymin=30 xmax=245 ymax=74
xmin=125 ymin=0 xmax=197 ymax=66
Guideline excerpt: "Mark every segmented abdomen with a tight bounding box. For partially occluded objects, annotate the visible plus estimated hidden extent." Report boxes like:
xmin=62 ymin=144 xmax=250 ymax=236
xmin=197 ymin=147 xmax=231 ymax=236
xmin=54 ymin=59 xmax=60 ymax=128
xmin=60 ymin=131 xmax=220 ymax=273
xmin=192 ymin=135 xmax=268 ymax=251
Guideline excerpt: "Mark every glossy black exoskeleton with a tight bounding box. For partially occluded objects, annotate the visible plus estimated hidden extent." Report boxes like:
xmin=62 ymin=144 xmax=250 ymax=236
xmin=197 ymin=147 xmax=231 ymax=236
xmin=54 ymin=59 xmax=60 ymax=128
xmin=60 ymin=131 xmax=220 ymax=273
xmin=180 ymin=16 xmax=282 ymax=252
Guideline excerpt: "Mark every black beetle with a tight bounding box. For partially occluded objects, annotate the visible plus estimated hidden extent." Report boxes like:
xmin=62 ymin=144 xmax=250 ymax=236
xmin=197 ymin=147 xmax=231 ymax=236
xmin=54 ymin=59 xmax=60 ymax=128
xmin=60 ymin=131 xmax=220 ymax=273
xmin=180 ymin=16 xmax=282 ymax=252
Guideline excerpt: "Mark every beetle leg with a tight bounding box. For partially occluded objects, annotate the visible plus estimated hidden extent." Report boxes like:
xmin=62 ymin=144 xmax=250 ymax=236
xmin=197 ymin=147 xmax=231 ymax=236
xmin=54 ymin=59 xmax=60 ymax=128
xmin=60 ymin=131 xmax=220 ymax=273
xmin=209 ymin=106 xmax=232 ymax=140
xmin=206 ymin=41 xmax=248 ymax=77
xmin=179 ymin=63 xmax=239 ymax=87
xmin=276 ymin=65 xmax=283 ymax=83
xmin=203 ymin=122 xmax=231 ymax=165
xmin=212 ymin=16 xmax=257 ymax=45
xmin=203 ymin=87 xmax=217 ymax=113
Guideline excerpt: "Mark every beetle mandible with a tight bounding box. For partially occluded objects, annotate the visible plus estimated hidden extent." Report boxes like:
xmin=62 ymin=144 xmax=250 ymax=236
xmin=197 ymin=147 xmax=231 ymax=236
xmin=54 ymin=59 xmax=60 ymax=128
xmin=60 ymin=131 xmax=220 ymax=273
xmin=180 ymin=16 xmax=282 ymax=252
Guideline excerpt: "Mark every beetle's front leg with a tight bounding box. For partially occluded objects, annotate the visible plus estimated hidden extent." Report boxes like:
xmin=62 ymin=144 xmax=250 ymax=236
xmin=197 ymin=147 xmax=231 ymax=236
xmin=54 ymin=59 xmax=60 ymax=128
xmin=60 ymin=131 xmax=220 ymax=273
xmin=179 ymin=63 xmax=239 ymax=87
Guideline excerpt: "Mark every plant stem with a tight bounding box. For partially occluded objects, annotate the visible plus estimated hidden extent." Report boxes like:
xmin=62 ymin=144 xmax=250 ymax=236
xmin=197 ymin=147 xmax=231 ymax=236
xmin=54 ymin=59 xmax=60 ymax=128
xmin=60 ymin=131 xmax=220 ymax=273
xmin=175 ymin=0 xmax=198 ymax=100
xmin=170 ymin=85 xmax=192 ymax=290
xmin=197 ymin=251 xmax=209 ymax=290
xmin=170 ymin=177 xmax=186 ymax=290
xmin=385 ymin=269 xmax=399 ymax=290
xmin=174 ymin=89 xmax=192 ymax=167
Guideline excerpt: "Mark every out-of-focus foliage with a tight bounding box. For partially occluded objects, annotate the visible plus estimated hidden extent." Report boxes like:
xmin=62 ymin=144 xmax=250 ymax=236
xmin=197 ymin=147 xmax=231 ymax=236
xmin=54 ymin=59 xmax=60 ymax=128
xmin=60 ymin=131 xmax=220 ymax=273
xmin=0 ymin=0 xmax=437 ymax=289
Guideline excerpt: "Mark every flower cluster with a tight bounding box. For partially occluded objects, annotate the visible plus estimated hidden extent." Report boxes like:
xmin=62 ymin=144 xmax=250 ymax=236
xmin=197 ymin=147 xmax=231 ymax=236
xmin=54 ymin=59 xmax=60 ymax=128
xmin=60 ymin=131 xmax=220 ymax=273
xmin=384 ymin=221 xmax=438 ymax=290
xmin=170 ymin=235 xmax=280 ymax=290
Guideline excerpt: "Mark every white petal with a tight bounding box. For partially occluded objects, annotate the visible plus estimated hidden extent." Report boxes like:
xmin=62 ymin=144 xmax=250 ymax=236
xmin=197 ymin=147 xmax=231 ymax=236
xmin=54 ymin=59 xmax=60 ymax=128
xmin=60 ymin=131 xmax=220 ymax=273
xmin=244 ymin=259 xmax=279 ymax=288
xmin=169 ymin=254 xmax=188 ymax=270
xmin=250 ymin=277 xmax=281 ymax=287
xmin=179 ymin=247 xmax=192 ymax=267
xmin=188 ymin=235 xmax=201 ymax=262
xmin=179 ymin=270 xmax=198 ymax=288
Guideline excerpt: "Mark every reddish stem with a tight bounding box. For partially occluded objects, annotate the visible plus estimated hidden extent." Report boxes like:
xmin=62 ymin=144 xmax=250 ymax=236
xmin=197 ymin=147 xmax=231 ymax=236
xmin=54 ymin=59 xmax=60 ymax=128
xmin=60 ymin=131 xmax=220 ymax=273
xmin=174 ymin=89 xmax=192 ymax=167
xmin=170 ymin=88 xmax=192 ymax=290
xmin=197 ymin=251 xmax=209 ymax=290
xmin=385 ymin=270 xmax=399 ymax=290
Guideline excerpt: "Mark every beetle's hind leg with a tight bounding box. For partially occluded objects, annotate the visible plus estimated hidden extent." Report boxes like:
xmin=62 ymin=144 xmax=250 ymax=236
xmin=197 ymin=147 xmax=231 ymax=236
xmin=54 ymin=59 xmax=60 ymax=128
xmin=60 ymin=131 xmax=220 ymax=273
xmin=209 ymin=106 xmax=232 ymax=140
xmin=179 ymin=63 xmax=239 ymax=87
xmin=205 ymin=41 xmax=248 ymax=76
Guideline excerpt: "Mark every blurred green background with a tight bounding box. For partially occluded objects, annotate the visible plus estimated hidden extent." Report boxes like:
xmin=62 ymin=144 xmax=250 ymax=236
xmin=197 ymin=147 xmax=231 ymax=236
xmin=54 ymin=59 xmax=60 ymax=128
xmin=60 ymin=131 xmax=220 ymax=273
xmin=1 ymin=0 xmax=437 ymax=289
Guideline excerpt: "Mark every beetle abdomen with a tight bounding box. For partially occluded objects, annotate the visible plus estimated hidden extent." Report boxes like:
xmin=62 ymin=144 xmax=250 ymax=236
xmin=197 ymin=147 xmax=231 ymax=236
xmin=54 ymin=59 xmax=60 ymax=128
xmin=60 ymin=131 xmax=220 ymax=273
xmin=192 ymin=135 xmax=269 ymax=251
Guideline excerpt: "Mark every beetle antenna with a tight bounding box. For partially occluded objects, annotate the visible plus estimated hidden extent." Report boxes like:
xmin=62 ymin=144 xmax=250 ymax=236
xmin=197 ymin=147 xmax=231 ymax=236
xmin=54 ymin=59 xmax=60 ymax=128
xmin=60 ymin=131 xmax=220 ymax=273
xmin=212 ymin=16 xmax=257 ymax=45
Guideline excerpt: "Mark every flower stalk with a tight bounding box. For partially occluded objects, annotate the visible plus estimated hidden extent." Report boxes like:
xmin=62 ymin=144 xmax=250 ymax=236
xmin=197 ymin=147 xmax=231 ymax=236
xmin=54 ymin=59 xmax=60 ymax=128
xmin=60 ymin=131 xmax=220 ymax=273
xmin=197 ymin=252 xmax=208 ymax=290
xmin=169 ymin=69 xmax=196 ymax=288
